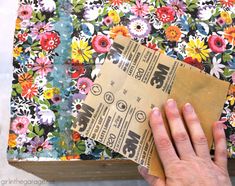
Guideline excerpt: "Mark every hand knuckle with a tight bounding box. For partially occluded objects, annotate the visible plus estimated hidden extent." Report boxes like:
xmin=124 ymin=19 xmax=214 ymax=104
xmin=194 ymin=135 xmax=208 ymax=145
xmin=157 ymin=137 xmax=172 ymax=150
xmin=218 ymin=149 xmax=228 ymax=157
xmin=173 ymin=132 xmax=188 ymax=143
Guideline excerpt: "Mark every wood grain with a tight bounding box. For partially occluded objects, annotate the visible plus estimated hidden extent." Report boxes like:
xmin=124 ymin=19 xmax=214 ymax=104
xmin=8 ymin=159 xmax=235 ymax=181
xmin=9 ymin=159 xmax=142 ymax=181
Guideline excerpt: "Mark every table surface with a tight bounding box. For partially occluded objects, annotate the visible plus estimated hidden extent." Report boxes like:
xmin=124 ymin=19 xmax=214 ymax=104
xmin=0 ymin=1 xmax=234 ymax=186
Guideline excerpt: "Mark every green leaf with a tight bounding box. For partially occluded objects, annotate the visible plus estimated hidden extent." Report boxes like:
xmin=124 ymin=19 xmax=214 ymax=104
xmin=223 ymin=53 xmax=232 ymax=62
xmin=105 ymin=147 xmax=112 ymax=156
xmin=38 ymin=128 xmax=44 ymax=136
xmin=31 ymin=41 xmax=40 ymax=47
xmin=119 ymin=11 xmax=124 ymax=17
xmin=46 ymin=83 xmax=53 ymax=88
xmin=101 ymin=25 xmax=109 ymax=30
xmin=75 ymin=141 xmax=86 ymax=154
xmin=35 ymin=125 xmax=40 ymax=135
xmin=28 ymin=123 xmax=33 ymax=131
xmin=20 ymin=146 xmax=26 ymax=153
xmin=223 ymin=68 xmax=233 ymax=77
xmin=27 ymin=132 xmax=37 ymax=138
xmin=39 ymin=99 xmax=50 ymax=107
xmin=11 ymin=90 xmax=17 ymax=97
xmin=15 ymin=85 xmax=22 ymax=94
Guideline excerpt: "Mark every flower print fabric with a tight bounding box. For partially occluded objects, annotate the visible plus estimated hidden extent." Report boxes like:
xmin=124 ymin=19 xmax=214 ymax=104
xmin=8 ymin=0 xmax=235 ymax=161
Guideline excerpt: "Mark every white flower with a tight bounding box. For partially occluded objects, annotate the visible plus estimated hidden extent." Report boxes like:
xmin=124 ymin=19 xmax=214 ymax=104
xmin=175 ymin=42 xmax=187 ymax=55
xmin=85 ymin=139 xmax=96 ymax=154
xmin=84 ymin=6 xmax=99 ymax=21
xmin=128 ymin=17 xmax=151 ymax=38
xmin=37 ymin=105 xmax=55 ymax=125
xmin=35 ymin=76 xmax=47 ymax=87
xmin=16 ymin=134 xmax=30 ymax=147
xmin=198 ymin=5 xmax=216 ymax=21
xmin=40 ymin=0 xmax=56 ymax=12
xmin=20 ymin=20 xmax=31 ymax=29
xmin=120 ymin=3 xmax=131 ymax=13
xmin=210 ymin=57 xmax=225 ymax=79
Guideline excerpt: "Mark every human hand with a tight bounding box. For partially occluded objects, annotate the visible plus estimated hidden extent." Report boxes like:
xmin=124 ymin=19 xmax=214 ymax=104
xmin=138 ymin=99 xmax=232 ymax=186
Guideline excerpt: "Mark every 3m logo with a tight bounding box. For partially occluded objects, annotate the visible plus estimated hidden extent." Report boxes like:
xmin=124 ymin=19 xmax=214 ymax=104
xmin=107 ymin=42 xmax=125 ymax=64
xmin=150 ymin=63 xmax=170 ymax=89
xmin=123 ymin=130 xmax=140 ymax=158
xmin=76 ymin=104 xmax=95 ymax=132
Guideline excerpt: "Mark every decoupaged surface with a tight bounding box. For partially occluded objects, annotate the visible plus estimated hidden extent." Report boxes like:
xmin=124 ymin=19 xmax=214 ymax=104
xmin=8 ymin=0 xmax=235 ymax=162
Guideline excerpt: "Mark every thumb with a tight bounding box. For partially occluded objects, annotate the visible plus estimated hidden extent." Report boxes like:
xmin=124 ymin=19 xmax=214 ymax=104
xmin=138 ymin=166 xmax=166 ymax=186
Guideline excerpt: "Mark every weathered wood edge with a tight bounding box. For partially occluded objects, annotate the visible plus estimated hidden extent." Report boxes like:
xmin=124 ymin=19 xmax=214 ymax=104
xmin=8 ymin=159 xmax=142 ymax=181
xmin=8 ymin=159 xmax=235 ymax=181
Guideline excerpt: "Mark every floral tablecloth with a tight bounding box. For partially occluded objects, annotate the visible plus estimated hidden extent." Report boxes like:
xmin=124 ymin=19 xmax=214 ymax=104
xmin=8 ymin=0 xmax=235 ymax=161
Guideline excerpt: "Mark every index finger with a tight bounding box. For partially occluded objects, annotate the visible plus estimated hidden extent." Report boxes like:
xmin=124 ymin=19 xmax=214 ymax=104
xmin=150 ymin=107 xmax=179 ymax=168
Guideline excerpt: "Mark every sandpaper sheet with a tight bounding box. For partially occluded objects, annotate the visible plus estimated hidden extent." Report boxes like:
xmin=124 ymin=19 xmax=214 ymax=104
xmin=72 ymin=36 xmax=230 ymax=178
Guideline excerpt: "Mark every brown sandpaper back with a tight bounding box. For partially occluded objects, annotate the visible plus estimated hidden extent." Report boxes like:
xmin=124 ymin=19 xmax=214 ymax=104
xmin=149 ymin=66 xmax=230 ymax=177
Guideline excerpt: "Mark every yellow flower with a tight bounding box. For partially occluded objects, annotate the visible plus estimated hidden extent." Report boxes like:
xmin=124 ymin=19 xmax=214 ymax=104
xmin=53 ymin=87 xmax=60 ymax=95
xmin=220 ymin=11 xmax=230 ymax=20
xmin=225 ymin=17 xmax=232 ymax=25
xmin=8 ymin=133 xmax=17 ymax=148
xmin=227 ymin=95 xmax=235 ymax=105
xmin=186 ymin=39 xmax=209 ymax=62
xmin=43 ymin=89 xmax=54 ymax=99
xmin=39 ymin=52 xmax=46 ymax=58
xmin=220 ymin=11 xmax=232 ymax=25
xmin=60 ymin=156 xmax=67 ymax=160
xmin=108 ymin=10 xmax=120 ymax=24
xmin=15 ymin=18 xmax=22 ymax=30
xmin=71 ymin=39 xmax=92 ymax=63
xmin=149 ymin=6 xmax=155 ymax=12
xmin=13 ymin=47 xmax=23 ymax=58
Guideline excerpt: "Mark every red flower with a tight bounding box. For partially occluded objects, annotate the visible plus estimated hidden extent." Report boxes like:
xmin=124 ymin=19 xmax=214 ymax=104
xmin=21 ymin=84 xmax=38 ymax=99
xmin=18 ymin=33 xmax=28 ymax=42
xmin=208 ymin=35 xmax=226 ymax=53
xmin=156 ymin=6 xmax=175 ymax=23
xmin=92 ymin=35 xmax=111 ymax=53
xmin=40 ymin=32 xmax=60 ymax=51
xmin=220 ymin=0 xmax=235 ymax=7
xmin=184 ymin=57 xmax=203 ymax=70
xmin=69 ymin=63 xmax=86 ymax=79
xmin=72 ymin=131 xmax=81 ymax=142
xmin=146 ymin=43 xmax=159 ymax=51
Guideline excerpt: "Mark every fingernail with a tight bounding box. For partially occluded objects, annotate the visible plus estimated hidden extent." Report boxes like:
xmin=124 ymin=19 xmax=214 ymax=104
xmin=184 ymin=103 xmax=193 ymax=113
xmin=152 ymin=107 xmax=160 ymax=116
xmin=167 ymin=99 xmax=176 ymax=108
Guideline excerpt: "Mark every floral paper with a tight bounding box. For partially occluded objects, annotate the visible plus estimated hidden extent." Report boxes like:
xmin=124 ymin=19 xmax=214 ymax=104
xmin=8 ymin=0 xmax=235 ymax=161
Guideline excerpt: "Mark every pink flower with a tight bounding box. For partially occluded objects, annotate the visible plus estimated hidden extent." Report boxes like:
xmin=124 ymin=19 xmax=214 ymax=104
xmin=28 ymin=136 xmax=52 ymax=153
xmin=31 ymin=22 xmax=53 ymax=39
xmin=131 ymin=0 xmax=149 ymax=17
xmin=77 ymin=77 xmax=93 ymax=94
xmin=11 ymin=116 xmax=30 ymax=134
xmin=32 ymin=57 xmax=53 ymax=77
xmin=92 ymin=35 xmax=111 ymax=53
xmin=217 ymin=17 xmax=226 ymax=26
xmin=208 ymin=35 xmax=226 ymax=53
xmin=104 ymin=17 xmax=113 ymax=26
xmin=18 ymin=5 xmax=33 ymax=20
